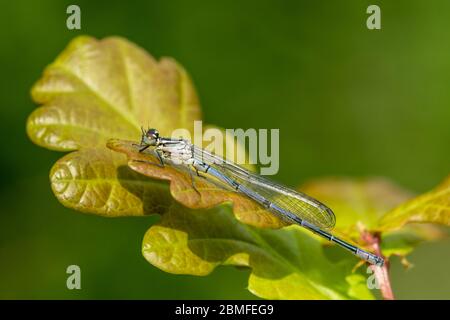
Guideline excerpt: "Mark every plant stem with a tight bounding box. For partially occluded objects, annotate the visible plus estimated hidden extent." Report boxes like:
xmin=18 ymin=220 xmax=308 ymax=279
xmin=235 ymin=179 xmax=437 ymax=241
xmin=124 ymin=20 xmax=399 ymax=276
xmin=372 ymin=234 xmax=394 ymax=300
xmin=362 ymin=231 xmax=395 ymax=300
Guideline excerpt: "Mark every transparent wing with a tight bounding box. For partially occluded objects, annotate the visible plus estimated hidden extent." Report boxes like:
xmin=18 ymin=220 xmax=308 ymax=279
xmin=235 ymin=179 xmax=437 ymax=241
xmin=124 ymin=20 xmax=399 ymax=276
xmin=192 ymin=146 xmax=336 ymax=230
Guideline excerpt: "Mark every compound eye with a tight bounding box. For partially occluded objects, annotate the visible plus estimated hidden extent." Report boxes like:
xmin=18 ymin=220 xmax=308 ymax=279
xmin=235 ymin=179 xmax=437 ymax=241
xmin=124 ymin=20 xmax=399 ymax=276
xmin=147 ymin=128 xmax=159 ymax=139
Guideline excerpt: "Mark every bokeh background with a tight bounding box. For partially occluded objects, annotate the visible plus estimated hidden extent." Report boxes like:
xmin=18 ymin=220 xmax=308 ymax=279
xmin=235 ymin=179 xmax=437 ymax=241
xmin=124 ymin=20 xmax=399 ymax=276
xmin=1 ymin=0 xmax=449 ymax=299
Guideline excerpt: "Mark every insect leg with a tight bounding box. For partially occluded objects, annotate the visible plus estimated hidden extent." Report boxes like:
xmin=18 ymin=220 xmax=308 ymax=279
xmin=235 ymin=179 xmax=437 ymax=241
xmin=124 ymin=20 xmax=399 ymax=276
xmin=132 ymin=150 xmax=165 ymax=168
xmin=155 ymin=149 xmax=165 ymax=166
xmin=138 ymin=144 xmax=151 ymax=152
xmin=194 ymin=167 xmax=206 ymax=178
xmin=187 ymin=165 xmax=201 ymax=196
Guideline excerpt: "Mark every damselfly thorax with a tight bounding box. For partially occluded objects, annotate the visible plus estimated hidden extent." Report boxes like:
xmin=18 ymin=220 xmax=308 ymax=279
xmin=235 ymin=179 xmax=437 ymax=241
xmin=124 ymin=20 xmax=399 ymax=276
xmin=157 ymin=138 xmax=196 ymax=165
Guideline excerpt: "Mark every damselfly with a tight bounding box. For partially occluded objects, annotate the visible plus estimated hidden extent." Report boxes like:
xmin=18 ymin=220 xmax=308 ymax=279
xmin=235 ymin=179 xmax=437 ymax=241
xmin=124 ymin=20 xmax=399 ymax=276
xmin=136 ymin=128 xmax=384 ymax=267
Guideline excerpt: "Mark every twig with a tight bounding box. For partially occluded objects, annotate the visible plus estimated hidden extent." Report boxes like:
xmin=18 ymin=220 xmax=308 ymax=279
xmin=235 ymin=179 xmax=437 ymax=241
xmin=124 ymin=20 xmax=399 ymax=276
xmin=361 ymin=231 xmax=395 ymax=300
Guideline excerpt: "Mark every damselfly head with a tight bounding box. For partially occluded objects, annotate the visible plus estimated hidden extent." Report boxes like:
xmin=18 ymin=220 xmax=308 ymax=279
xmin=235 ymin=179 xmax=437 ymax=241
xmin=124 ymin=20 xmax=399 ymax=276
xmin=141 ymin=128 xmax=160 ymax=146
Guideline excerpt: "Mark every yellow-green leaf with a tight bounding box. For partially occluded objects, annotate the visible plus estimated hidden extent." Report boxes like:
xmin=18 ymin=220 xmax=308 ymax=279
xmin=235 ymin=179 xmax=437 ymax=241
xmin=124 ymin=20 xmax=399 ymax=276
xmin=142 ymin=202 xmax=375 ymax=300
xmin=378 ymin=175 xmax=450 ymax=231
xmin=50 ymin=147 xmax=172 ymax=216
xmin=27 ymin=36 xmax=201 ymax=216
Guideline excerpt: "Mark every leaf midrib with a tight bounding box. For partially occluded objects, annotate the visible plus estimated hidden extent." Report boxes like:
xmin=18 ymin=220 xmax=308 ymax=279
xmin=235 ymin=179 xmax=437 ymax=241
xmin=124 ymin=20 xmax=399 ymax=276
xmin=53 ymin=176 xmax=169 ymax=189
xmin=54 ymin=64 xmax=140 ymax=132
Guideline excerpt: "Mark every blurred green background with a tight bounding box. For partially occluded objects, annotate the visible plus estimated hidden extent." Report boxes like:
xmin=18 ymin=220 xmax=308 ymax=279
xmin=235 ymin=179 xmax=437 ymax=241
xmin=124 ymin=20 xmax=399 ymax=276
xmin=0 ymin=0 xmax=449 ymax=299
